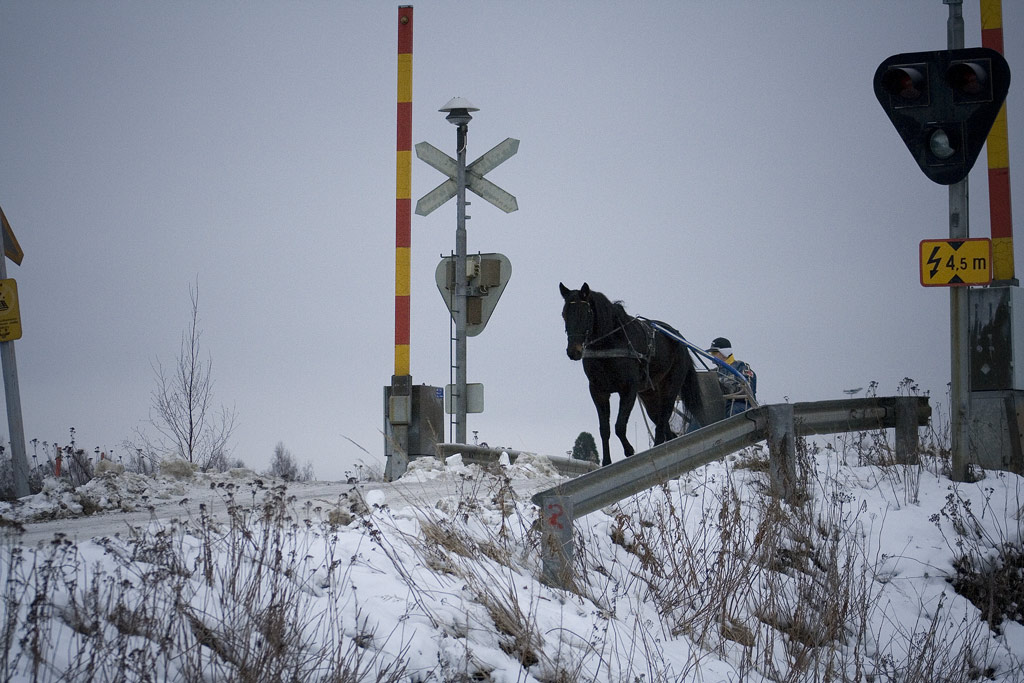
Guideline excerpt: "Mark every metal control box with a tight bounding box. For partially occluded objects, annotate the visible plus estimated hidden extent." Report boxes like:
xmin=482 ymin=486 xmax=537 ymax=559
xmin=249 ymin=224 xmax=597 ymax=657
xmin=969 ymin=286 xmax=1024 ymax=391
xmin=968 ymin=286 xmax=1024 ymax=474
xmin=384 ymin=383 xmax=444 ymax=480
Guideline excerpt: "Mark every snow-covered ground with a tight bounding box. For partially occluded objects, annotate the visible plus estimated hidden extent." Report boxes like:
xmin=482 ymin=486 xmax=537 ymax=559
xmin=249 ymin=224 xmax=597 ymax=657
xmin=1 ymin=448 xmax=1022 ymax=682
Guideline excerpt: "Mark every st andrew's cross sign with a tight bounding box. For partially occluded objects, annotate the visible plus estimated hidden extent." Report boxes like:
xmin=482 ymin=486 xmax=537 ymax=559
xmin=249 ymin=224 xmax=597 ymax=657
xmin=414 ymin=138 xmax=519 ymax=216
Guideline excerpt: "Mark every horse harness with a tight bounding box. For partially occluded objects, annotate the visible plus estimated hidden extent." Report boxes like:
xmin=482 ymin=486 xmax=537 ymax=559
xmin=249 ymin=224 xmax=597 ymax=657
xmin=576 ymin=307 xmax=658 ymax=364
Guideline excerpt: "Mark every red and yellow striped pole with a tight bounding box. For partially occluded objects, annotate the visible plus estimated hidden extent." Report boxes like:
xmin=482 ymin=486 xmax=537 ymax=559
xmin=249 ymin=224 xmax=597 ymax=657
xmin=981 ymin=0 xmax=1014 ymax=282
xmin=395 ymin=6 xmax=413 ymax=375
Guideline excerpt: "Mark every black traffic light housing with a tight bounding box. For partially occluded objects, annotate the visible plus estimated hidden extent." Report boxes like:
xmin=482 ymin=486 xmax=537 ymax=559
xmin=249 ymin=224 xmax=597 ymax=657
xmin=873 ymin=47 xmax=1010 ymax=185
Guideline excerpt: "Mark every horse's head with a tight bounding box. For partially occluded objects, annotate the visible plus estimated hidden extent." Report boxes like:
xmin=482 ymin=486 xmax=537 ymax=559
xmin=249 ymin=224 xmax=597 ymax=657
xmin=559 ymin=282 xmax=593 ymax=361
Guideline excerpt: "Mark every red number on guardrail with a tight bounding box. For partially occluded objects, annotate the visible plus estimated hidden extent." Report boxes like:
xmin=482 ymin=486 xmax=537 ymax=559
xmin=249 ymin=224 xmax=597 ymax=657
xmin=546 ymin=502 xmax=564 ymax=529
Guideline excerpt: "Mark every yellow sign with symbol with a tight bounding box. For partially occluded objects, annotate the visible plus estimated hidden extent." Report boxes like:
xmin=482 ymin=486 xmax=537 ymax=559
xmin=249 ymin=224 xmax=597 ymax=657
xmin=0 ymin=279 xmax=22 ymax=341
xmin=920 ymin=238 xmax=992 ymax=287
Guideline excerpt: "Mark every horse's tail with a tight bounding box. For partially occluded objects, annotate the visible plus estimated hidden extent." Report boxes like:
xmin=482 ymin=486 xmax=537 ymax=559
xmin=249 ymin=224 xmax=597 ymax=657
xmin=646 ymin=319 xmax=705 ymax=423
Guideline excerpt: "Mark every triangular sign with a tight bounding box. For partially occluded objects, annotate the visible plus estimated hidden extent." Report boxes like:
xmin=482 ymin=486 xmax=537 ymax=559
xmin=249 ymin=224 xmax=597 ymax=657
xmin=435 ymin=253 xmax=512 ymax=336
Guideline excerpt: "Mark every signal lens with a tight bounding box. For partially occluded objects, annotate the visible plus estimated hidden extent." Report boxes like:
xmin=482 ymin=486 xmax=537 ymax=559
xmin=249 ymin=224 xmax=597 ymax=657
xmin=947 ymin=61 xmax=992 ymax=103
xmin=929 ymin=129 xmax=957 ymax=160
xmin=882 ymin=65 xmax=928 ymax=106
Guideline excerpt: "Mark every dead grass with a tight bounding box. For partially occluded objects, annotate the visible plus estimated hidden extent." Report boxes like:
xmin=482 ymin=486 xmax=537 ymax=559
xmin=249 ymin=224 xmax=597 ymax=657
xmin=1 ymin=415 xmax=1021 ymax=682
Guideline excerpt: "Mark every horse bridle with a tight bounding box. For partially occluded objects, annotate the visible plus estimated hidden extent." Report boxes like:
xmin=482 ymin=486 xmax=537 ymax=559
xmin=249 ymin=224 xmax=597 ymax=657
xmin=564 ymin=298 xmax=594 ymax=349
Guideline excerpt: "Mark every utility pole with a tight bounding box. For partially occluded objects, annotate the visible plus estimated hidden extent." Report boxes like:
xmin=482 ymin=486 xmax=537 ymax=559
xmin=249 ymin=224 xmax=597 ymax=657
xmin=0 ymin=206 xmax=28 ymax=496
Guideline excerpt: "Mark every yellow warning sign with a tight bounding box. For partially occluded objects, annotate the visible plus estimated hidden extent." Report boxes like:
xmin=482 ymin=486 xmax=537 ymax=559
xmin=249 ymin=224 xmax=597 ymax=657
xmin=920 ymin=238 xmax=992 ymax=287
xmin=0 ymin=279 xmax=23 ymax=341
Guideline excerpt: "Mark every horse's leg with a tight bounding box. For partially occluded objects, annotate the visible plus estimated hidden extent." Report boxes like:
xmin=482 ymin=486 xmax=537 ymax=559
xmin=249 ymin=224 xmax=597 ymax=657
xmin=651 ymin=347 xmax=688 ymax=445
xmin=639 ymin=391 xmax=668 ymax=446
xmin=656 ymin=384 xmax=682 ymax=445
xmin=654 ymin=398 xmax=676 ymax=444
xmin=590 ymin=385 xmax=613 ymax=467
xmin=615 ymin=389 xmax=637 ymax=457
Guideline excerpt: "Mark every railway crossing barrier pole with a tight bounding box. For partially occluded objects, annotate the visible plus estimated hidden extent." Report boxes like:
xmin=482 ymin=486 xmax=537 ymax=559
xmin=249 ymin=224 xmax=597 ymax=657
xmin=538 ymin=495 xmax=574 ymax=588
xmin=767 ymin=404 xmax=799 ymax=503
xmin=979 ymin=0 xmax=1016 ymax=285
xmin=386 ymin=6 xmax=414 ymax=481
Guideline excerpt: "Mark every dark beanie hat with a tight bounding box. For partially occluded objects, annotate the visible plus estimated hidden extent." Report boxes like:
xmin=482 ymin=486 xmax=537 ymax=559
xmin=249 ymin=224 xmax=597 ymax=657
xmin=708 ymin=337 xmax=731 ymax=351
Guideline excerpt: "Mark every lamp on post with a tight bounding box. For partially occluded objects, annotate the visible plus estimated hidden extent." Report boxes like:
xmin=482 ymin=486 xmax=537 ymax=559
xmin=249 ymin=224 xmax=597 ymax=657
xmin=441 ymin=97 xmax=477 ymax=127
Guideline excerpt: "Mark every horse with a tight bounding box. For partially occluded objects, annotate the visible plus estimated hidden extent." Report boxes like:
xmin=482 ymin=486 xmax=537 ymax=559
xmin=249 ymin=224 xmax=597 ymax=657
xmin=559 ymin=282 xmax=703 ymax=467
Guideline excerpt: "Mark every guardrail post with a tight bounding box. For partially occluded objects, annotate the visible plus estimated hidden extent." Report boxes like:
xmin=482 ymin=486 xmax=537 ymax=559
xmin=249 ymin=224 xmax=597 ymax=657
xmin=894 ymin=396 xmax=921 ymax=465
xmin=538 ymin=495 xmax=574 ymax=589
xmin=768 ymin=404 xmax=798 ymax=503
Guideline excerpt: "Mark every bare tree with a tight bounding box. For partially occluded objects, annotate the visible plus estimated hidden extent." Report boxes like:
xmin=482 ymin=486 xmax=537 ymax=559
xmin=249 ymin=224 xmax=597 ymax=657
xmin=144 ymin=280 xmax=237 ymax=472
xmin=268 ymin=441 xmax=298 ymax=481
xmin=266 ymin=441 xmax=314 ymax=482
xmin=120 ymin=443 xmax=159 ymax=476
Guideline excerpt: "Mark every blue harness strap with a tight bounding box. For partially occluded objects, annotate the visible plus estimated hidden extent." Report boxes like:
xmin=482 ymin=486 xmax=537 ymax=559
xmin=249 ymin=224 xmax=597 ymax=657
xmin=645 ymin=319 xmax=750 ymax=386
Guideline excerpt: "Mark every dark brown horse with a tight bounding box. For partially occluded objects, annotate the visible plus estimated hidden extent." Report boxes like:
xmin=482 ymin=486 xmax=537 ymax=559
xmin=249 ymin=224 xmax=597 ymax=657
xmin=560 ymin=283 xmax=702 ymax=466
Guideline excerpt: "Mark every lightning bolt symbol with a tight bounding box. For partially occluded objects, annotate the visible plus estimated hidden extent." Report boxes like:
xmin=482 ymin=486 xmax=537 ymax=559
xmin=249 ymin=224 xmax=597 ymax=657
xmin=926 ymin=246 xmax=942 ymax=278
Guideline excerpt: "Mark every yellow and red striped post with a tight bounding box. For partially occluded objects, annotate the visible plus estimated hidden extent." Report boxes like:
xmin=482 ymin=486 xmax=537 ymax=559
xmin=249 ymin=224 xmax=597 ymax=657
xmin=385 ymin=6 xmax=415 ymax=481
xmin=981 ymin=0 xmax=1014 ymax=282
xmin=395 ymin=6 xmax=413 ymax=375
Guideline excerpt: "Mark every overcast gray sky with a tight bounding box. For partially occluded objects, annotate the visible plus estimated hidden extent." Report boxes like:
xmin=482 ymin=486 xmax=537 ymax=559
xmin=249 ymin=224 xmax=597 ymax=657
xmin=1 ymin=1 xmax=1022 ymax=479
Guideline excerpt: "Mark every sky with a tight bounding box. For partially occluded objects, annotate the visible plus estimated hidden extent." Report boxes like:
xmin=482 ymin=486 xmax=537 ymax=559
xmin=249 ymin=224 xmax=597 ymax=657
xmin=1 ymin=1 xmax=1023 ymax=480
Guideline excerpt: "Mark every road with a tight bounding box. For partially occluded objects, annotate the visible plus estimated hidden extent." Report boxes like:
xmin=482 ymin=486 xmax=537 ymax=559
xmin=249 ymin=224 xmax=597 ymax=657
xmin=9 ymin=470 xmax=563 ymax=547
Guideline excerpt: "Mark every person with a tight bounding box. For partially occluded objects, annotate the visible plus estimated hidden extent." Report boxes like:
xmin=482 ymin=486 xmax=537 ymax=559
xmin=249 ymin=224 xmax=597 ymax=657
xmin=707 ymin=337 xmax=757 ymax=416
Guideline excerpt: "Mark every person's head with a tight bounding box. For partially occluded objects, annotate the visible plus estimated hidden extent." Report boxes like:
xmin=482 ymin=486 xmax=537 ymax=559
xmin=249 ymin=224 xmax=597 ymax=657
xmin=707 ymin=337 xmax=733 ymax=359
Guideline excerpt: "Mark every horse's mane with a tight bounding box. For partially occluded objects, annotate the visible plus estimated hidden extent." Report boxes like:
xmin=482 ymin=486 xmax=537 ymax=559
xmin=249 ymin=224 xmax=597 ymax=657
xmin=587 ymin=289 xmax=632 ymax=334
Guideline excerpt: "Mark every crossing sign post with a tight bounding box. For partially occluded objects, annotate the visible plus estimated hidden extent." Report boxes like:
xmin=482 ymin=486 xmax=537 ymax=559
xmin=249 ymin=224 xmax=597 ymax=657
xmin=416 ymin=98 xmax=518 ymax=444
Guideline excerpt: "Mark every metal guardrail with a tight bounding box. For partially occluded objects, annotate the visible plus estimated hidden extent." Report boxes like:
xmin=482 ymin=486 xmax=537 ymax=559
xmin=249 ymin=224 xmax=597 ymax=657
xmin=435 ymin=443 xmax=599 ymax=477
xmin=532 ymin=396 xmax=930 ymax=588
xmin=532 ymin=396 xmax=929 ymax=516
xmin=535 ymin=408 xmax=762 ymax=518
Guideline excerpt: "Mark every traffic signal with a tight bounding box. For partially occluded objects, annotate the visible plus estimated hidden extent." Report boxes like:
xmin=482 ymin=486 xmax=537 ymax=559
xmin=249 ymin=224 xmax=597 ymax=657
xmin=873 ymin=47 xmax=1010 ymax=185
